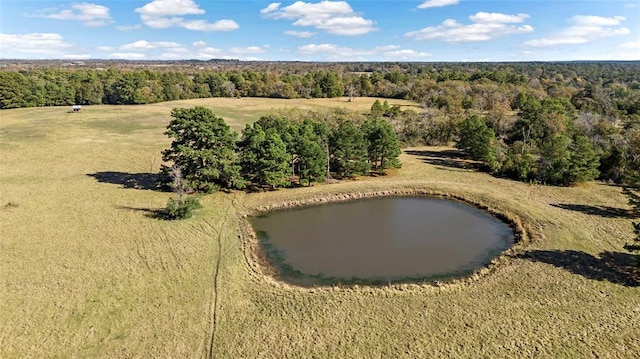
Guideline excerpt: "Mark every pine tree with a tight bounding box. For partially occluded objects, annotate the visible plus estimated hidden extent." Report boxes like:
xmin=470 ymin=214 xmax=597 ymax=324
xmin=162 ymin=107 xmax=244 ymax=192
xmin=362 ymin=118 xmax=402 ymax=173
xmin=370 ymin=100 xmax=385 ymax=117
xmin=295 ymin=119 xmax=327 ymax=185
xmin=239 ymin=124 xmax=289 ymax=188
xmin=457 ymin=115 xmax=499 ymax=170
xmin=537 ymin=135 xmax=572 ymax=185
xmin=567 ymin=135 xmax=600 ymax=184
xmin=255 ymin=115 xmax=297 ymax=180
xmin=623 ymin=129 xmax=640 ymax=256
xmin=329 ymin=120 xmax=370 ymax=178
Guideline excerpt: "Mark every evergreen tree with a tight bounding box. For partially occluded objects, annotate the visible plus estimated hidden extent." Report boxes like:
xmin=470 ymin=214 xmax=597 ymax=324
xmin=362 ymin=118 xmax=402 ymax=173
xmin=295 ymin=119 xmax=327 ymax=185
xmin=457 ymin=115 xmax=499 ymax=170
xmin=623 ymin=129 xmax=640 ymax=256
xmin=329 ymin=120 xmax=370 ymax=178
xmin=162 ymin=107 xmax=244 ymax=192
xmin=255 ymin=115 xmax=297 ymax=180
xmin=567 ymin=135 xmax=600 ymax=184
xmin=239 ymin=124 xmax=289 ymax=188
xmin=370 ymin=100 xmax=385 ymax=117
xmin=537 ymin=135 xmax=572 ymax=185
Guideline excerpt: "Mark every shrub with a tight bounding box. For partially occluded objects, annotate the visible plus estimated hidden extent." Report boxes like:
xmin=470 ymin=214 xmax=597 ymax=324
xmin=162 ymin=197 xmax=202 ymax=220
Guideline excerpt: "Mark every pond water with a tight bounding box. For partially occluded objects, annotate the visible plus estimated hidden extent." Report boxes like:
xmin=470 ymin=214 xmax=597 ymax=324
xmin=250 ymin=197 xmax=515 ymax=284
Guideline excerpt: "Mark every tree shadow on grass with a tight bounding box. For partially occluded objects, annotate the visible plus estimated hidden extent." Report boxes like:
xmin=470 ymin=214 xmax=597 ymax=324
xmin=516 ymin=250 xmax=640 ymax=287
xmin=405 ymin=149 xmax=480 ymax=171
xmin=87 ymin=171 xmax=167 ymax=191
xmin=117 ymin=205 xmax=167 ymax=220
xmin=550 ymin=203 xmax=637 ymax=219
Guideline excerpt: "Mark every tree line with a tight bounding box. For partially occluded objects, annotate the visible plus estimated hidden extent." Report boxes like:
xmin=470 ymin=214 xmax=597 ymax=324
xmin=161 ymin=106 xmax=401 ymax=193
xmin=2 ymin=62 xmax=638 ymax=118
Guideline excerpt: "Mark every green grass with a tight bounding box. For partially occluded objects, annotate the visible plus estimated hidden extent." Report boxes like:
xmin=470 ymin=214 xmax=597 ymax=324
xmin=0 ymin=98 xmax=638 ymax=358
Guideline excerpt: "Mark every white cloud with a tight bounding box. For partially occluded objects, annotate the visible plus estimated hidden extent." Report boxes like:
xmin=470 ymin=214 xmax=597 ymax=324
xmin=159 ymin=52 xmax=186 ymax=59
xmin=374 ymin=45 xmax=400 ymax=51
xmin=298 ymin=43 xmax=373 ymax=57
xmin=108 ymin=52 xmax=147 ymax=60
xmin=405 ymin=12 xmax=533 ymax=42
xmin=296 ymin=43 xmax=432 ymax=60
xmin=469 ymin=12 xmax=529 ymax=24
xmin=183 ymin=19 xmax=239 ymax=31
xmin=61 ymin=54 xmax=91 ymax=60
xmin=135 ymin=0 xmax=204 ymax=16
xmin=135 ymin=0 xmax=239 ymax=31
xmin=524 ymin=15 xmax=629 ymax=46
xmin=36 ymin=2 xmax=112 ymax=26
xmin=96 ymin=46 xmax=115 ymax=51
xmin=193 ymin=40 xmax=207 ymax=47
xmin=154 ymin=17 xmax=236 ymax=30
xmin=261 ymin=2 xmax=282 ymax=14
xmin=197 ymin=47 xmax=223 ymax=59
xmin=261 ymin=1 xmax=376 ymax=36
xmin=228 ymin=46 xmax=268 ymax=54
xmin=417 ymin=0 xmax=459 ymax=9
xmin=138 ymin=15 xmax=238 ymax=31
xmin=569 ymin=15 xmax=625 ymax=26
xmin=382 ymin=49 xmax=432 ymax=59
xmin=117 ymin=24 xmax=142 ymax=31
xmin=121 ymin=40 xmax=182 ymax=50
xmin=285 ymin=30 xmax=316 ymax=38
xmin=0 ymin=33 xmax=75 ymax=58
xmin=121 ymin=40 xmax=155 ymax=50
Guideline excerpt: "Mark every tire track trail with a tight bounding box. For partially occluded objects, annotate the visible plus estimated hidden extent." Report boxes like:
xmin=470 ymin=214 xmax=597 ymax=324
xmin=203 ymin=193 xmax=245 ymax=359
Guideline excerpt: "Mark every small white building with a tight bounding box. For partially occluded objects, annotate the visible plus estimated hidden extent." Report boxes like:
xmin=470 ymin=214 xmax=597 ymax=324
xmin=72 ymin=105 xmax=82 ymax=112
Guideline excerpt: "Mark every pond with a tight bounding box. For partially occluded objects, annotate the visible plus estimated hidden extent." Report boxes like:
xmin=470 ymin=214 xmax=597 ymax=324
xmin=250 ymin=196 xmax=515 ymax=285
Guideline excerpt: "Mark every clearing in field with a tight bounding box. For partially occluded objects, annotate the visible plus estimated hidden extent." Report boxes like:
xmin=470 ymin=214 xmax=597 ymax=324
xmin=0 ymin=97 xmax=638 ymax=358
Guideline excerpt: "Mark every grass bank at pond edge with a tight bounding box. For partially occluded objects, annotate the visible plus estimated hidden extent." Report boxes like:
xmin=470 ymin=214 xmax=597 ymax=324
xmin=240 ymin=187 xmax=531 ymax=289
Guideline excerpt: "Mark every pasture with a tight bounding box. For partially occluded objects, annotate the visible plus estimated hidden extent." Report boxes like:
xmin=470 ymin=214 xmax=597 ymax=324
xmin=0 ymin=97 xmax=638 ymax=358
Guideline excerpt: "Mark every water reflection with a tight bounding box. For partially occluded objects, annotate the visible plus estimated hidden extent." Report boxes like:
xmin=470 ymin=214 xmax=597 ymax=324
xmin=251 ymin=197 xmax=514 ymax=283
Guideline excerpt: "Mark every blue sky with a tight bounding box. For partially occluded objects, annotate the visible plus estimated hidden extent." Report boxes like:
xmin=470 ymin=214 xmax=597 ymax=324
xmin=0 ymin=0 xmax=638 ymax=61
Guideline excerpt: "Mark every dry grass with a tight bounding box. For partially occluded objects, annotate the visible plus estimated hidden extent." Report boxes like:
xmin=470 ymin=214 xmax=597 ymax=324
xmin=1 ymin=99 xmax=638 ymax=358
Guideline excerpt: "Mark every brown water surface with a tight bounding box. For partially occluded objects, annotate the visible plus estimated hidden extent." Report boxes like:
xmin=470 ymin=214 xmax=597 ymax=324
xmin=251 ymin=197 xmax=514 ymax=283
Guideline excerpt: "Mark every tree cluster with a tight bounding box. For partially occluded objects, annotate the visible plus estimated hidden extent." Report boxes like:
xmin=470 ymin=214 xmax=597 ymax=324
xmin=162 ymin=106 xmax=401 ymax=192
xmin=456 ymin=95 xmax=602 ymax=186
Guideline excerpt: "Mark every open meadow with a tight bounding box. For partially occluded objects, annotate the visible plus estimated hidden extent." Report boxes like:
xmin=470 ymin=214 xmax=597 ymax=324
xmin=1 ymin=97 xmax=638 ymax=358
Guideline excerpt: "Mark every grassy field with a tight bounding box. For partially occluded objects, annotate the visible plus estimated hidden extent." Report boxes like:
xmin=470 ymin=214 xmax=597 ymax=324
xmin=1 ymin=97 xmax=638 ymax=358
